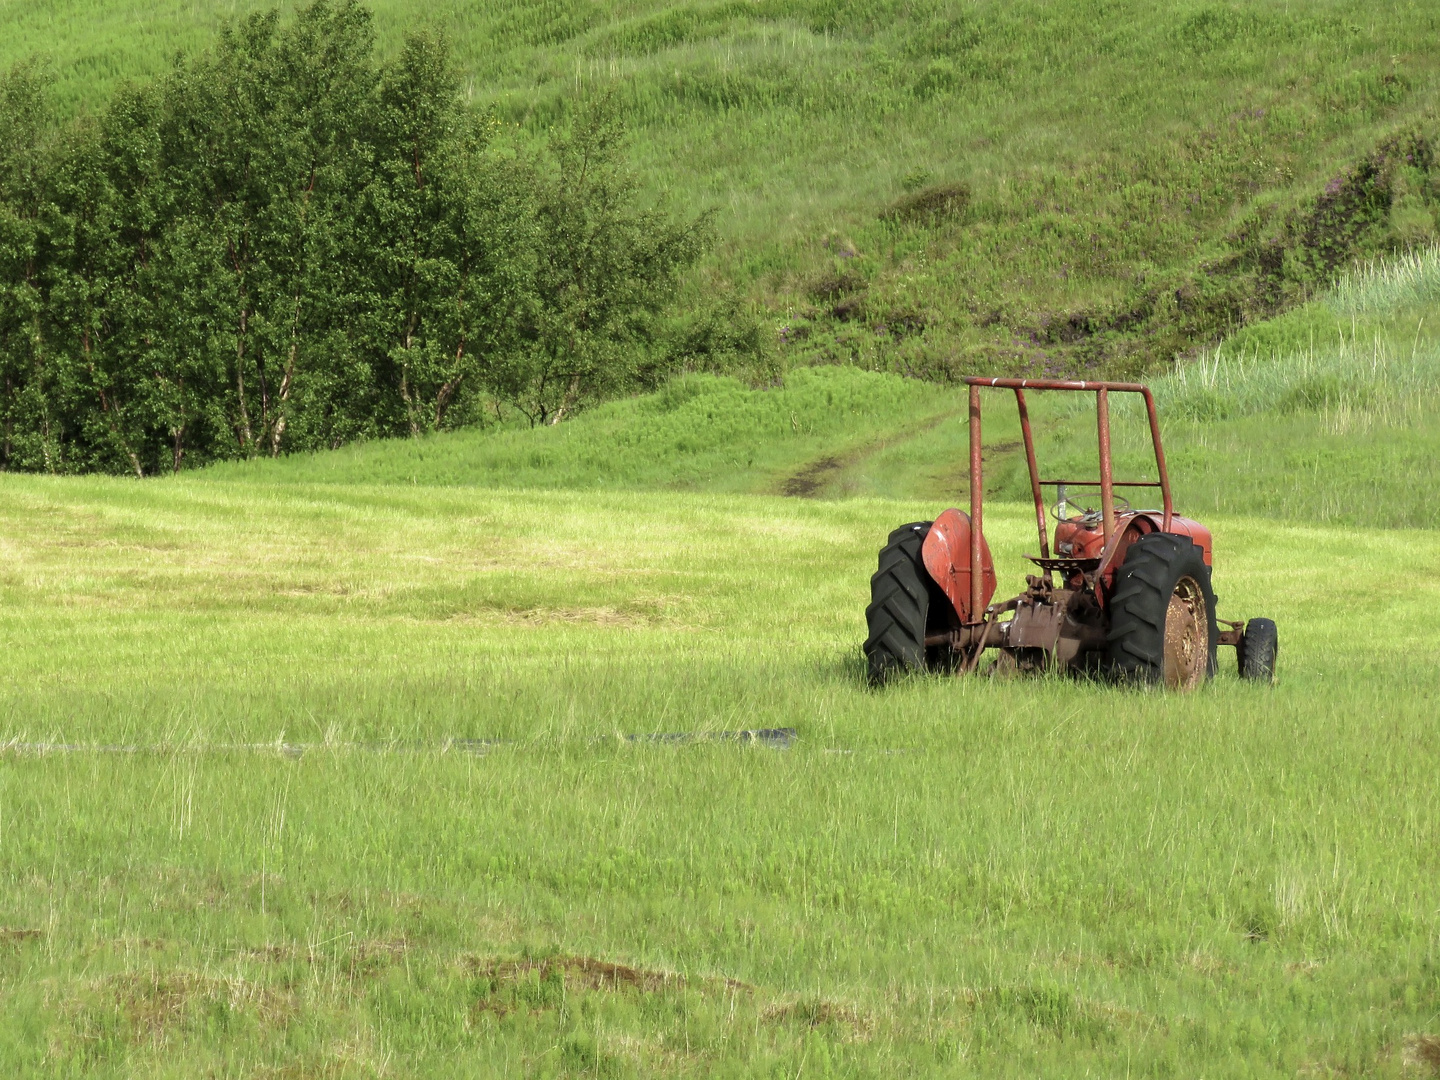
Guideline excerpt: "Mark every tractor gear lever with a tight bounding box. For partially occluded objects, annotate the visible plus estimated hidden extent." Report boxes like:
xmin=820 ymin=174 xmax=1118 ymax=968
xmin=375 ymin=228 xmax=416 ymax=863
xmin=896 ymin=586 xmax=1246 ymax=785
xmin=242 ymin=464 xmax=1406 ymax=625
xmin=1050 ymin=491 xmax=1130 ymax=524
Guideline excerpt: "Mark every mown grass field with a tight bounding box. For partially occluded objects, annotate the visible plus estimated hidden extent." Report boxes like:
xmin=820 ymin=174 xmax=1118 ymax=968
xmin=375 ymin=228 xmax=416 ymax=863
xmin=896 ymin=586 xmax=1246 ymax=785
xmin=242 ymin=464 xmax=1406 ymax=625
xmin=2 ymin=253 xmax=1440 ymax=1076
xmin=4 ymin=0 xmax=1440 ymax=1058
xmin=1 ymin=479 xmax=1438 ymax=1078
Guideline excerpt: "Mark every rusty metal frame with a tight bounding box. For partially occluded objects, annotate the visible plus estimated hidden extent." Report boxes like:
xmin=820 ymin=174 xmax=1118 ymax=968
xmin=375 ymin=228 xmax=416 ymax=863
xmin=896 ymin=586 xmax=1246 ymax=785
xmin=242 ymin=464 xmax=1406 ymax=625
xmin=1014 ymin=389 xmax=1050 ymax=565
xmin=961 ymin=377 xmax=1173 ymax=614
xmin=967 ymin=384 xmax=985 ymax=622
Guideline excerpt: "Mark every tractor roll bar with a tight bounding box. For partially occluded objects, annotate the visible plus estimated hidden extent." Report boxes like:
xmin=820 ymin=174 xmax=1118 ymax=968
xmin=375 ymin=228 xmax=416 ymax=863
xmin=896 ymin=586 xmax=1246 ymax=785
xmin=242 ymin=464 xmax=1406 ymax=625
xmin=1039 ymin=479 xmax=1164 ymax=487
xmin=961 ymin=377 xmax=1173 ymax=621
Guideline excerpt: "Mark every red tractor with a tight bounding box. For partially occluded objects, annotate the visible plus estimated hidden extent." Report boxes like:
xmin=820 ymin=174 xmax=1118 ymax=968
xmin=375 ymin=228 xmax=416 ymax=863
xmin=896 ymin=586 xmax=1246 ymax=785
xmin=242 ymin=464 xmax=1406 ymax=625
xmin=863 ymin=378 xmax=1277 ymax=687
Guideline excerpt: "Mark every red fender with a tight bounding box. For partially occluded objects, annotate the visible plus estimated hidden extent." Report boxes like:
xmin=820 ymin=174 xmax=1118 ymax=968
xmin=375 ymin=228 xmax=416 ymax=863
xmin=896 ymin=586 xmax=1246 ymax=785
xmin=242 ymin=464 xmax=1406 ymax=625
xmin=1095 ymin=513 xmax=1216 ymax=599
xmin=922 ymin=508 xmax=996 ymax=624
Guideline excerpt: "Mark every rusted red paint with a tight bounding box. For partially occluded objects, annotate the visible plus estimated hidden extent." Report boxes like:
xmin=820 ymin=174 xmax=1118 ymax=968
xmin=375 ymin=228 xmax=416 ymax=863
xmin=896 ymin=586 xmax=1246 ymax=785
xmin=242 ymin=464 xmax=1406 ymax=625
xmin=1014 ymin=388 xmax=1051 ymax=565
xmin=913 ymin=377 xmax=1237 ymax=675
xmin=922 ymin=508 xmax=996 ymax=625
xmin=968 ymin=385 xmax=984 ymax=622
xmin=1145 ymin=514 xmax=1212 ymax=564
xmin=1060 ymin=512 xmax=1215 ymax=593
xmin=1088 ymin=513 xmax=1215 ymax=602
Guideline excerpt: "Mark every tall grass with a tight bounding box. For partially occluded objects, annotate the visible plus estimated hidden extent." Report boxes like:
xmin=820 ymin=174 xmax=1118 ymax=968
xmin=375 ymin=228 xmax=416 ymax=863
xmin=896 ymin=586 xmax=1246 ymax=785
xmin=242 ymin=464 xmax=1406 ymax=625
xmin=1150 ymin=246 xmax=1440 ymax=428
xmin=1154 ymin=330 xmax=1440 ymax=430
xmin=1329 ymin=244 xmax=1440 ymax=316
xmin=1016 ymin=251 xmax=1440 ymax=527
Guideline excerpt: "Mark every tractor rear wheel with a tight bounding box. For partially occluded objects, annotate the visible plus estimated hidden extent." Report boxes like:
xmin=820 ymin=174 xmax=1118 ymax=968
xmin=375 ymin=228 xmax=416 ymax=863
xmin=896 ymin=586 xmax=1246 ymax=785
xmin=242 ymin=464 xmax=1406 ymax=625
xmin=1238 ymin=618 xmax=1278 ymax=682
xmin=864 ymin=522 xmax=952 ymax=686
xmin=1105 ymin=533 xmax=1218 ymax=689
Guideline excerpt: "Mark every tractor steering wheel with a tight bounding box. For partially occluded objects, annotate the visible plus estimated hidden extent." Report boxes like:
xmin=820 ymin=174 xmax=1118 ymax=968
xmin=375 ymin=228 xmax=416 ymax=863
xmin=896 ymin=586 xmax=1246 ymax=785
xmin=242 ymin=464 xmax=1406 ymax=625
xmin=1050 ymin=491 xmax=1130 ymax=524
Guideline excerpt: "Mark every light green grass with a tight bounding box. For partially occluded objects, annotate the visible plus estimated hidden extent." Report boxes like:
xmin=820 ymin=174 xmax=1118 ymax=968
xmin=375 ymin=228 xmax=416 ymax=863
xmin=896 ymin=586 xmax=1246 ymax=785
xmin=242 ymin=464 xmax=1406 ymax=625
xmin=0 ymin=477 xmax=1437 ymax=1076
xmin=201 ymin=365 xmax=967 ymax=494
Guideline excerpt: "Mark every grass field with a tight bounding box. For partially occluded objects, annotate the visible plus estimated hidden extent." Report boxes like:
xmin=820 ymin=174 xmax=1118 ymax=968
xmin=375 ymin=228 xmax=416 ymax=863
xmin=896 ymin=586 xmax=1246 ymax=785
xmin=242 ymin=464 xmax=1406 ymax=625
xmin=1 ymin=253 xmax=1440 ymax=1075
xmin=6 ymin=4 xmax=1440 ymax=1067
xmin=1 ymin=480 xmax=1438 ymax=1078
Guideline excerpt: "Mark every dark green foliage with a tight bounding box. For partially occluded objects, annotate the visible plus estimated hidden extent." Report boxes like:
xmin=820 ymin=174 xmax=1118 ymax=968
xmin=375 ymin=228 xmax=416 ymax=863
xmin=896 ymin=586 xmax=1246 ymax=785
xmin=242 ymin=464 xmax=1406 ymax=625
xmin=0 ymin=2 xmax=708 ymax=473
xmin=0 ymin=61 xmax=52 ymax=468
xmin=496 ymin=99 xmax=715 ymax=425
xmin=881 ymin=182 xmax=970 ymax=226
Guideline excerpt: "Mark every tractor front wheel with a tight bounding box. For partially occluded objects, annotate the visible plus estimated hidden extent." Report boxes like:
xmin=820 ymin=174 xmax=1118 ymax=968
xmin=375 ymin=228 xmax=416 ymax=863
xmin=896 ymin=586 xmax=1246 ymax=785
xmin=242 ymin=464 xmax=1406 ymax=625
xmin=864 ymin=521 xmax=953 ymax=686
xmin=1106 ymin=533 xmax=1219 ymax=689
xmin=1238 ymin=618 xmax=1278 ymax=682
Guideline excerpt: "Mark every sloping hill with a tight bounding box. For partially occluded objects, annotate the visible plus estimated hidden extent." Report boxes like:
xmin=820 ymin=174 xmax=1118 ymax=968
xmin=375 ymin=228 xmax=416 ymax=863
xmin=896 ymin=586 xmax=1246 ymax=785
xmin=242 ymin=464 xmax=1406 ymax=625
xmin=211 ymin=246 xmax=1440 ymax=529
xmin=203 ymin=365 xmax=968 ymax=493
xmin=6 ymin=0 xmax=1440 ymax=376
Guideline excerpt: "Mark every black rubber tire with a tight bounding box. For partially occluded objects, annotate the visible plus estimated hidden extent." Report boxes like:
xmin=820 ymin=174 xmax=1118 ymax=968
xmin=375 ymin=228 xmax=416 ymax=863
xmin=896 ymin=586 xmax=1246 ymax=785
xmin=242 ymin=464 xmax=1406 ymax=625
xmin=864 ymin=522 xmax=940 ymax=686
xmin=1105 ymin=532 xmax=1219 ymax=686
xmin=1238 ymin=618 xmax=1278 ymax=682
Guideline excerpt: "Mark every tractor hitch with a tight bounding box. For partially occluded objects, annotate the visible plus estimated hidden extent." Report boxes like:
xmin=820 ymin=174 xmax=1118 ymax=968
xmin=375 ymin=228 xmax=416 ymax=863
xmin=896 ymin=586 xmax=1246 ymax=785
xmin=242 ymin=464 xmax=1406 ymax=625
xmin=1216 ymin=619 xmax=1244 ymax=648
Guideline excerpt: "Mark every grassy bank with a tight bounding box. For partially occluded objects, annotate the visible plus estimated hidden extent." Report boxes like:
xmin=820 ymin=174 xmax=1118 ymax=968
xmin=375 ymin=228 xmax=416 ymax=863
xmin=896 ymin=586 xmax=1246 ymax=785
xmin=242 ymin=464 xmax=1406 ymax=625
xmin=209 ymin=246 xmax=1440 ymax=529
xmin=6 ymin=0 xmax=1440 ymax=374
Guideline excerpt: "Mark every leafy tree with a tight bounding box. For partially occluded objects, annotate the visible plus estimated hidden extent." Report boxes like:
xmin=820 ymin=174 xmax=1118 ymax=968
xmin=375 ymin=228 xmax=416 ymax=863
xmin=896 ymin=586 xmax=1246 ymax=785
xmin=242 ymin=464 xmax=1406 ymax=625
xmin=501 ymin=99 xmax=712 ymax=426
xmin=0 ymin=62 xmax=54 ymax=469
xmin=359 ymin=31 xmax=533 ymax=436
xmin=156 ymin=0 xmax=381 ymax=461
xmin=0 ymin=2 xmax=710 ymax=472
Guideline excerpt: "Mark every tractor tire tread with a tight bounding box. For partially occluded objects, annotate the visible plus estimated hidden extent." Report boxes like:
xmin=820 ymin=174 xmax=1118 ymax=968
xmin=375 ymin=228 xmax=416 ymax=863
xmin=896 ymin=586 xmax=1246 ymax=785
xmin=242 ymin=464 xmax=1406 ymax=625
xmin=864 ymin=522 xmax=941 ymax=686
xmin=1238 ymin=617 xmax=1278 ymax=682
xmin=1105 ymin=532 xmax=1219 ymax=685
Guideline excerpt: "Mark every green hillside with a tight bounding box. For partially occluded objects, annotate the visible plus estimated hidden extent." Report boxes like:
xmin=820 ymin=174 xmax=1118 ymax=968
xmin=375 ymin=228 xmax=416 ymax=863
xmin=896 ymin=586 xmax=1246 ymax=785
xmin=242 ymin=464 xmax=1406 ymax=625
xmin=213 ymin=245 xmax=1440 ymax=528
xmin=6 ymin=0 xmax=1440 ymax=377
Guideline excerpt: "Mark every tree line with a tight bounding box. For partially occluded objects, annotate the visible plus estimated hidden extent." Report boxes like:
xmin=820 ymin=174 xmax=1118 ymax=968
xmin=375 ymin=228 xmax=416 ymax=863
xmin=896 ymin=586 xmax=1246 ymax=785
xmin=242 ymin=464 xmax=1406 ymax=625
xmin=0 ymin=0 xmax=711 ymax=474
